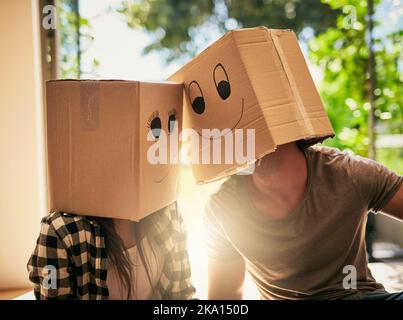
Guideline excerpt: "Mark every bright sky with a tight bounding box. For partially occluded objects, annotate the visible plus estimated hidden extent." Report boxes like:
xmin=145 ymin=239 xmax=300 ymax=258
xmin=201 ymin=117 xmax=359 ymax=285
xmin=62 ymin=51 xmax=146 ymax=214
xmin=79 ymin=0 xmax=181 ymax=80
xmin=78 ymin=0 xmax=325 ymax=83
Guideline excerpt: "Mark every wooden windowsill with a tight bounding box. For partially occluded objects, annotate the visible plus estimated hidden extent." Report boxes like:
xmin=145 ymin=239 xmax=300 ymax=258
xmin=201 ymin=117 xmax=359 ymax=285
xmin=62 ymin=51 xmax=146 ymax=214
xmin=0 ymin=288 xmax=32 ymax=300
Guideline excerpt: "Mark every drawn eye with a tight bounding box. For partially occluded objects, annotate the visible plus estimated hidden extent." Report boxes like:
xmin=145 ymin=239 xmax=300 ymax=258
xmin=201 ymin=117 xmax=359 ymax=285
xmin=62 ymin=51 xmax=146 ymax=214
xmin=149 ymin=116 xmax=162 ymax=139
xmin=168 ymin=109 xmax=177 ymax=134
xmin=188 ymin=81 xmax=205 ymax=114
xmin=213 ymin=63 xmax=231 ymax=100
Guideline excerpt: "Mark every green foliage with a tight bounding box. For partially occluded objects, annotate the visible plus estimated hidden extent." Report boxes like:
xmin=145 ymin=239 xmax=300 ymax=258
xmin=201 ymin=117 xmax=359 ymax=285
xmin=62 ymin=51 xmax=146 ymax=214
xmin=118 ymin=0 xmax=339 ymax=61
xmin=118 ymin=0 xmax=402 ymax=167
xmin=57 ymin=0 xmax=81 ymax=77
xmin=57 ymin=0 xmax=98 ymax=78
xmin=58 ymin=0 xmax=401 ymax=170
xmin=309 ymin=0 xmax=402 ymax=161
xmin=227 ymin=0 xmax=338 ymax=33
xmin=118 ymin=0 xmax=215 ymax=61
xmin=378 ymin=148 xmax=403 ymax=174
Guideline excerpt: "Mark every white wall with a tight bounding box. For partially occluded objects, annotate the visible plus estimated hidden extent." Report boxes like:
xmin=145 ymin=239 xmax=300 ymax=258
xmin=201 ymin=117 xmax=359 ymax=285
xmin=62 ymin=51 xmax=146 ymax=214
xmin=0 ymin=0 xmax=46 ymax=289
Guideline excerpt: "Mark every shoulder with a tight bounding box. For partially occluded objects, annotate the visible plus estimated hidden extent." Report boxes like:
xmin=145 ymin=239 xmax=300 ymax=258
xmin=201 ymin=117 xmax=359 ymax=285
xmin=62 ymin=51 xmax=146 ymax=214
xmin=40 ymin=212 xmax=98 ymax=248
xmin=41 ymin=211 xmax=97 ymax=232
xmin=210 ymin=176 xmax=243 ymax=202
xmin=305 ymin=145 xmax=361 ymax=173
xmin=305 ymin=145 xmax=349 ymax=162
xmin=205 ymin=176 xmax=245 ymax=221
xmin=42 ymin=211 xmax=91 ymax=226
xmin=306 ymin=145 xmax=380 ymax=172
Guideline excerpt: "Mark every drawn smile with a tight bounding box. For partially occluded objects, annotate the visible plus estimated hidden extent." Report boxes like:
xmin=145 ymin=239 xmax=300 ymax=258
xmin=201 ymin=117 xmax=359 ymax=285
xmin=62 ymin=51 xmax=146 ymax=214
xmin=153 ymin=168 xmax=171 ymax=183
xmin=195 ymin=98 xmax=245 ymax=140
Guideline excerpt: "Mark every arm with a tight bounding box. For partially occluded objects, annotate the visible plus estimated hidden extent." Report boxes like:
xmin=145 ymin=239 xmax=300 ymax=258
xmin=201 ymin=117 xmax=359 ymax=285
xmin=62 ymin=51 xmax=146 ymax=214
xmin=208 ymin=257 xmax=245 ymax=300
xmin=204 ymin=197 xmax=246 ymax=300
xmin=27 ymin=220 xmax=74 ymax=299
xmin=348 ymin=154 xmax=403 ymax=217
xmin=381 ymin=183 xmax=403 ymax=221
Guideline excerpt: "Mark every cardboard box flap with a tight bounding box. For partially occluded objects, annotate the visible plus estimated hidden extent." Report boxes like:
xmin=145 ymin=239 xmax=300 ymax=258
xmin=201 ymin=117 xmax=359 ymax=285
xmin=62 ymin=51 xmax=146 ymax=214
xmin=232 ymin=28 xmax=304 ymax=145
xmin=233 ymin=27 xmax=334 ymax=145
xmin=270 ymin=30 xmax=334 ymax=140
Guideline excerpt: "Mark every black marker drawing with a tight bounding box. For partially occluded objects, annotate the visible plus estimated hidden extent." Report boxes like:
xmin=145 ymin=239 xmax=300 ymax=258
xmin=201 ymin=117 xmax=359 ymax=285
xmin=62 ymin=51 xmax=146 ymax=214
xmin=213 ymin=63 xmax=231 ymax=100
xmin=150 ymin=116 xmax=162 ymax=139
xmin=188 ymin=80 xmax=205 ymax=114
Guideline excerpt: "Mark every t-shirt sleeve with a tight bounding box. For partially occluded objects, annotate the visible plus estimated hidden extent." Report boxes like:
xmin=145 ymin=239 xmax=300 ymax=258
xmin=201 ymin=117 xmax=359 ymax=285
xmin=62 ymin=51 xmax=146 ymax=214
xmin=204 ymin=196 xmax=242 ymax=261
xmin=348 ymin=154 xmax=403 ymax=213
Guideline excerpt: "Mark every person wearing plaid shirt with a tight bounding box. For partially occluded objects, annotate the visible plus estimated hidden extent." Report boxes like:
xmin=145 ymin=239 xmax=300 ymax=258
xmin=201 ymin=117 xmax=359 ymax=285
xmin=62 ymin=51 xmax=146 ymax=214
xmin=27 ymin=201 xmax=196 ymax=300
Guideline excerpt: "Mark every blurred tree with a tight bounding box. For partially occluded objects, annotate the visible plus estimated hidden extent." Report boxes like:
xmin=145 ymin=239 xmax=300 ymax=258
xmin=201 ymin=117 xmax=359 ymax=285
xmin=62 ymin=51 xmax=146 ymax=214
xmin=119 ymin=0 xmax=402 ymax=167
xmin=118 ymin=0 xmax=402 ymax=170
xmin=309 ymin=0 xmax=402 ymax=164
xmin=118 ymin=0 xmax=339 ymax=61
xmin=57 ymin=0 xmax=99 ymax=78
xmin=310 ymin=0 xmax=402 ymax=258
xmin=227 ymin=0 xmax=338 ymax=33
xmin=58 ymin=0 xmax=82 ymax=77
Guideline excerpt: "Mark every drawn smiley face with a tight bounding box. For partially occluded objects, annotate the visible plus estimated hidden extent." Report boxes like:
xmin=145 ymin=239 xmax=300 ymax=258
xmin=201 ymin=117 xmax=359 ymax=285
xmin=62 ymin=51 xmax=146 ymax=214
xmin=186 ymin=63 xmax=244 ymax=139
xmin=147 ymin=108 xmax=178 ymax=183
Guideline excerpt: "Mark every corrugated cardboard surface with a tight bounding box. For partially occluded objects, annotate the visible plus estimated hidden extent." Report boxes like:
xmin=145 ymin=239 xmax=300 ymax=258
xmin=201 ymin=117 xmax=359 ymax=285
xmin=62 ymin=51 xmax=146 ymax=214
xmin=169 ymin=27 xmax=334 ymax=184
xmin=46 ymin=80 xmax=182 ymax=221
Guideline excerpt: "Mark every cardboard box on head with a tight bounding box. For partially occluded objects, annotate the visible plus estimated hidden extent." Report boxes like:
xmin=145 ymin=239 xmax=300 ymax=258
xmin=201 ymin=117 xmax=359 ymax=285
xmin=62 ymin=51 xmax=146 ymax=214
xmin=46 ymin=80 xmax=182 ymax=221
xmin=169 ymin=27 xmax=334 ymax=184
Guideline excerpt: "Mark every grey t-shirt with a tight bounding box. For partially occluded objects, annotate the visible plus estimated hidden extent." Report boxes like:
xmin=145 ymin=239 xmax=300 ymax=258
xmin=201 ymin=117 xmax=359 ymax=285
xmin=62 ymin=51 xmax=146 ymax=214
xmin=204 ymin=146 xmax=403 ymax=300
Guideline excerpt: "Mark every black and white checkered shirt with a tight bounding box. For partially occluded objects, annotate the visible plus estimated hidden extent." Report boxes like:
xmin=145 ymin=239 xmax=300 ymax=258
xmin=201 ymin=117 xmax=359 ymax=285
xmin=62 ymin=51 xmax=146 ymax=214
xmin=27 ymin=202 xmax=195 ymax=300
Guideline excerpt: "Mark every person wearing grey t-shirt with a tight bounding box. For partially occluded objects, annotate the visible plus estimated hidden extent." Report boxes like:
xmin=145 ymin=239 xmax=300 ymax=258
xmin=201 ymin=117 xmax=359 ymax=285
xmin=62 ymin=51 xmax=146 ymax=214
xmin=205 ymin=142 xmax=403 ymax=300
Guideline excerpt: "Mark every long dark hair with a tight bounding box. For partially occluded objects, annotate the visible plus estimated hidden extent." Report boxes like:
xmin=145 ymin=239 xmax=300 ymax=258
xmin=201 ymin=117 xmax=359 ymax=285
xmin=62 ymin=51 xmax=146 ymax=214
xmin=92 ymin=217 xmax=155 ymax=299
